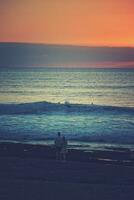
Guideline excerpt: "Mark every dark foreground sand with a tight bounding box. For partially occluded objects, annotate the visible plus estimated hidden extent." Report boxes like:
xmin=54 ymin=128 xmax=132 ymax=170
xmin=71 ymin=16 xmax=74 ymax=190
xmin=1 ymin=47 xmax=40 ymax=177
xmin=0 ymin=142 xmax=134 ymax=200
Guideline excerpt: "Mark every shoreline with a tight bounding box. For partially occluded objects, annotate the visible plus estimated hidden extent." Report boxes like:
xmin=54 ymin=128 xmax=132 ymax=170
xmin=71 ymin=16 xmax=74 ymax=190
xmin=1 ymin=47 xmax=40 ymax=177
xmin=0 ymin=142 xmax=134 ymax=199
xmin=1 ymin=141 xmax=134 ymax=199
xmin=0 ymin=141 xmax=133 ymax=166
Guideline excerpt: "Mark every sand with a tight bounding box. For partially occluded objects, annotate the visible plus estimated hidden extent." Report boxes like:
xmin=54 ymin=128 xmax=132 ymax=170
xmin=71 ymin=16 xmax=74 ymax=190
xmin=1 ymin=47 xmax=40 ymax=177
xmin=0 ymin=142 xmax=134 ymax=200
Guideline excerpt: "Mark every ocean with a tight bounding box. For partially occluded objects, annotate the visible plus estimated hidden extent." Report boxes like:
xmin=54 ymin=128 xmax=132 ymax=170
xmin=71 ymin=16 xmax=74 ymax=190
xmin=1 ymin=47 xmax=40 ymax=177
xmin=0 ymin=67 xmax=134 ymax=150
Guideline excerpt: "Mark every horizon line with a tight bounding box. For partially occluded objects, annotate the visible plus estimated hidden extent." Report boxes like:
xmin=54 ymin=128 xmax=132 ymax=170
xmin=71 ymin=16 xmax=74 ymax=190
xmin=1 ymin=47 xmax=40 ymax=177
xmin=0 ymin=41 xmax=134 ymax=49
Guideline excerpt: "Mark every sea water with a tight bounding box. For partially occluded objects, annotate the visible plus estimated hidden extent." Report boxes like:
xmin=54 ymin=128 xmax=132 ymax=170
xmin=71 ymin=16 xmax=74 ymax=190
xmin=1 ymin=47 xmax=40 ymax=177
xmin=0 ymin=67 xmax=134 ymax=149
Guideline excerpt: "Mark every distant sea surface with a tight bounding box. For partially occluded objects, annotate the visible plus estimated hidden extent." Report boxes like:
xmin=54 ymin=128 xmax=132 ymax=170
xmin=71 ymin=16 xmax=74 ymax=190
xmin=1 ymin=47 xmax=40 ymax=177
xmin=0 ymin=67 xmax=134 ymax=148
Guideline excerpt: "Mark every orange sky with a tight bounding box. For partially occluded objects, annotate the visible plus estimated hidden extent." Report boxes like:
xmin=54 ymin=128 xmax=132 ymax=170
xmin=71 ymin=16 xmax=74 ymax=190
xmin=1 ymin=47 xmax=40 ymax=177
xmin=0 ymin=0 xmax=134 ymax=46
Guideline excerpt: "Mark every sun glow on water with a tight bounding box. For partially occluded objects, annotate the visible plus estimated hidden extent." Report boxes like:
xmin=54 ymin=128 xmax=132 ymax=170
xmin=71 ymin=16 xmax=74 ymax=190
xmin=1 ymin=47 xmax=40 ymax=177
xmin=0 ymin=68 xmax=134 ymax=107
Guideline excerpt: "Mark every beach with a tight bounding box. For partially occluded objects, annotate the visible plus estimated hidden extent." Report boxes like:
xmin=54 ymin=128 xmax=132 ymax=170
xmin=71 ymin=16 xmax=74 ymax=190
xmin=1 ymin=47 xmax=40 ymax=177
xmin=0 ymin=142 xmax=134 ymax=200
xmin=1 ymin=2 xmax=134 ymax=198
xmin=0 ymin=67 xmax=134 ymax=199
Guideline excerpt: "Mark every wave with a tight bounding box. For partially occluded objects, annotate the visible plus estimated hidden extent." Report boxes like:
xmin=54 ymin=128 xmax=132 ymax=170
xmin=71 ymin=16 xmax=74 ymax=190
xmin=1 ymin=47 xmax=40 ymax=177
xmin=0 ymin=101 xmax=134 ymax=115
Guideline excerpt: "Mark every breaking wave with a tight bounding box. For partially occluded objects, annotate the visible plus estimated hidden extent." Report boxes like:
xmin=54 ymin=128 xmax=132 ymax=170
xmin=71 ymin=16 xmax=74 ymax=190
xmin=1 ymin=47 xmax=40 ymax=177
xmin=0 ymin=101 xmax=133 ymax=115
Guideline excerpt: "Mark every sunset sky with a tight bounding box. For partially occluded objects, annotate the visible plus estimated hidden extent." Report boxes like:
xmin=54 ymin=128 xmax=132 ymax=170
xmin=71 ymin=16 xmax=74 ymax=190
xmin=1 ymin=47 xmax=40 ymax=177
xmin=1 ymin=0 xmax=134 ymax=47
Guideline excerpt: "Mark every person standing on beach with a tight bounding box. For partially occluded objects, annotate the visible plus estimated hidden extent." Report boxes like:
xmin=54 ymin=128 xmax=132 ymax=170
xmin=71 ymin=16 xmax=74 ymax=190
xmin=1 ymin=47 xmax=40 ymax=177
xmin=54 ymin=132 xmax=63 ymax=160
xmin=61 ymin=136 xmax=68 ymax=161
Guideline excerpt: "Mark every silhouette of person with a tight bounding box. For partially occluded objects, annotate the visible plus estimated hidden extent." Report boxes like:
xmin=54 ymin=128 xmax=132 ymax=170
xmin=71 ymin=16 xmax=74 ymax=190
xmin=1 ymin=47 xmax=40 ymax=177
xmin=54 ymin=132 xmax=63 ymax=160
xmin=61 ymin=136 xmax=68 ymax=161
xmin=130 ymin=150 xmax=134 ymax=160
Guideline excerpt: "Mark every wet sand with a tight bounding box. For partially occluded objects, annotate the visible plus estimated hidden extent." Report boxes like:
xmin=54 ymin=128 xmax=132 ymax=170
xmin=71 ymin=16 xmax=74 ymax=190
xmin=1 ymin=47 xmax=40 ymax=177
xmin=0 ymin=142 xmax=134 ymax=200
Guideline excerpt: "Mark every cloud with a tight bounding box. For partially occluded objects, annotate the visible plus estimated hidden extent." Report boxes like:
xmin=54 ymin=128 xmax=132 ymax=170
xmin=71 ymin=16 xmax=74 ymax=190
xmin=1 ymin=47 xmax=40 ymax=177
xmin=0 ymin=43 xmax=134 ymax=68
